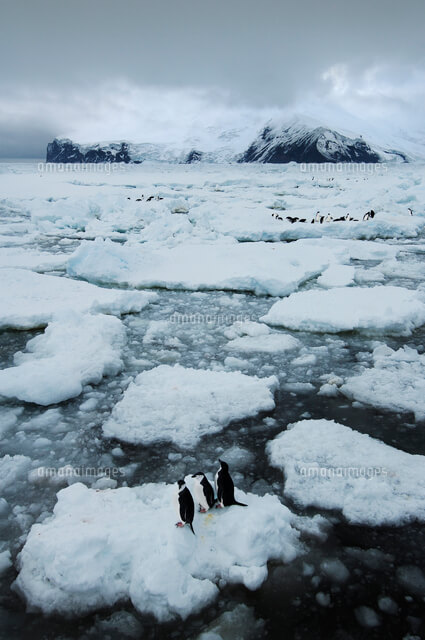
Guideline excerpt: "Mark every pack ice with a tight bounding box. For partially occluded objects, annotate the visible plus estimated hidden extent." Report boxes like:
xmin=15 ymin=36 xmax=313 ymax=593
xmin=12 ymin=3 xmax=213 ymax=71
xmin=261 ymin=286 xmax=425 ymax=335
xmin=0 ymin=313 xmax=126 ymax=405
xmin=103 ymin=364 xmax=278 ymax=448
xmin=14 ymin=481 xmax=307 ymax=620
xmin=0 ymin=268 xmax=157 ymax=329
xmin=267 ymin=419 xmax=425 ymax=526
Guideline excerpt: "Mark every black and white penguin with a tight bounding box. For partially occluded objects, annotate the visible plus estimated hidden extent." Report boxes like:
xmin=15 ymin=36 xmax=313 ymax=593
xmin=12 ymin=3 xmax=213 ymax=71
xmin=325 ymin=213 xmax=333 ymax=222
xmin=174 ymin=479 xmax=195 ymax=534
xmin=215 ymin=460 xmax=247 ymax=508
xmin=369 ymin=209 xmax=376 ymax=219
xmin=408 ymin=207 xmax=413 ymax=216
xmin=146 ymin=195 xmax=154 ymax=202
xmin=363 ymin=211 xmax=370 ymax=221
xmin=191 ymin=472 xmax=216 ymax=512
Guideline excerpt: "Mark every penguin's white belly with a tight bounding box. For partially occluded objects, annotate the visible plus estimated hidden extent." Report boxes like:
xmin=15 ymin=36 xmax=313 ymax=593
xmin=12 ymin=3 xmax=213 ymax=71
xmin=193 ymin=482 xmax=209 ymax=511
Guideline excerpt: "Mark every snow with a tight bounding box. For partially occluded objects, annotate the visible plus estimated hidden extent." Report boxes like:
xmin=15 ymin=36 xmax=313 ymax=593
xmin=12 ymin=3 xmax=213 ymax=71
xmin=261 ymin=286 xmax=425 ymax=335
xmin=67 ymin=237 xmax=336 ymax=296
xmin=341 ymin=344 xmax=425 ymax=421
xmin=0 ymin=313 xmax=126 ymax=405
xmin=317 ymin=264 xmax=355 ymax=287
xmin=0 ymin=268 xmax=157 ymax=329
xmin=103 ymin=365 xmax=278 ymax=448
xmin=0 ymin=247 xmax=67 ymax=272
xmin=15 ymin=481 xmax=306 ymax=620
xmin=267 ymin=419 xmax=425 ymax=526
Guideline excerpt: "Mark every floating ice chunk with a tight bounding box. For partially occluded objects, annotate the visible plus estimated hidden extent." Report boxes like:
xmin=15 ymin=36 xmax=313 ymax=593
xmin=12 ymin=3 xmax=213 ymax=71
xmin=103 ymin=365 xmax=278 ymax=448
xmin=377 ymin=596 xmax=398 ymax=615
xmin=226 ymin=333 xmax=299 ymax=354
xmin=0 ymin=455 xmax=32 ymax=495
xmin=317 ymin=264 xmax=355 ymax=288
xmin=0 ymin=313 xmax=126 ymax=405
xmin=261 ymin=286 xmax=425 ymax=335
xmin=0 ymin=550 xmax=12 ymax=575
xmin=0 ymin=268 xmax=157 ymax=329
xmin=396 ymin=566 xmax=425 ymax=597
xmin=67 ymin=238 xmax=335 ymax=296
xmin=320 ymin=558 xmax=349 ymax=583
xmin=291 ymin=353 xmax=317 ymax=367
xmin=15 ymin=482 xmax=305 ymax=620
xmin=316 ymin=592 xmax=331 ymax=607
xmin=355 ymin=606 xmax=381 ymax=628
xmin=341 ymin=345 xmax=425 ymax=421
xmin=267 ymin=419 xmax=425 ymax=526
xmin=195 ymin=604 xmax=265 ymax=640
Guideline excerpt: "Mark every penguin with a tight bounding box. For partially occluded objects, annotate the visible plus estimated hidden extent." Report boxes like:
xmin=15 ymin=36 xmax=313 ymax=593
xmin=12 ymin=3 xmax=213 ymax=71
xmin=215 ymin=460 xmax=247 ymax=508
xmin=146 ymin=195 xmax=154 ymax=202
xmin=276 ymin=215 xmax=283 ymax=221
xmin=369 ymin=209 xmax=376 ymax=219
xmin=408 ymin=207 xmax=413 ymax=216
xmin=315 ymin=211 xmax=321 ymax=222
xmin=174 ymin=479 xmax=195 ymax=534
xmin=136 ymin=198 xmax=143 ymax=202
xmin=191 ymin=472 xmax=216 ymax=512
xmin=286 ymin=216 xmax=299 ymax=224
xmin=319 ymin=216 xmax=325 ymax=224
xmin=299 ymin=218 xmax=307 ymax=223
xmin=325 ymin=213 xmax=333 ymax=222
xmin=363 ymin=212 xmax=370 ymax=221
xmin=333 ymin=216 xmax=345 ymax=222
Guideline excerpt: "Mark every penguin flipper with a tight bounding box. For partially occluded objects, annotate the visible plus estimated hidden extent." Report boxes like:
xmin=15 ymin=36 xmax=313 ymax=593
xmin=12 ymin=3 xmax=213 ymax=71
xmin=232 ymin=500 xmax=248 ymax=507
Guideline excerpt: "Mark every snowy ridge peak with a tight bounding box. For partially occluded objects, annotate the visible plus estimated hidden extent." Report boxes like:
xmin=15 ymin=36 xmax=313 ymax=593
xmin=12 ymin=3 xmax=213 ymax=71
xmin=239 ymin=121 xmax=383 ymax=163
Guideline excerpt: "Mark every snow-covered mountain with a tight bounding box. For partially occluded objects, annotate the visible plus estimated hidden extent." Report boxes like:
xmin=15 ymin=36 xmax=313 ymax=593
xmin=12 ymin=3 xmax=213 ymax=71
xmin=46 ymin=118 xmax=411 ymax=164
xmin=238 ymin=121 xmax=384 ymax=163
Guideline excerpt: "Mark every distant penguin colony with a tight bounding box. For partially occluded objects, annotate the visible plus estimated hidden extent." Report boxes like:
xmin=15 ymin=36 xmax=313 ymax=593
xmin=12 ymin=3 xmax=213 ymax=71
xmin=174 ymin=460 xmax=246 ymax=533
xmin=126 ymin=195 xmax=163 ymax=202
xmin=272 ymin=208 xmax=377 ymax=224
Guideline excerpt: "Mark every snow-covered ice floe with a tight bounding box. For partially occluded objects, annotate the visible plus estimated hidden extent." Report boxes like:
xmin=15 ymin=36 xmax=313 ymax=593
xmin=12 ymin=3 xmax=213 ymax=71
xmin=0 ymin=268 xmax=157 ymax=329
xmin=341 ymin=345 xmax=425 ymax=421
xmin=103 ymin=364 xmax=278 ymax=448
xmin=0 ymin=313 xmax=126 ymax=405
xmin=14 ymin=481 xmax=316 ymax=620
xmin=267 ymin=419 xmax=425 ymax=526
xmin=224 ymin=320 xmax=299 ymax=353
xmin=0 ymin=247 xmax=68 ymax=272
xmin=261 ymin=286 xmax=425 ymax=335
xmin=67 ymin=237 xmax=337 ymax=296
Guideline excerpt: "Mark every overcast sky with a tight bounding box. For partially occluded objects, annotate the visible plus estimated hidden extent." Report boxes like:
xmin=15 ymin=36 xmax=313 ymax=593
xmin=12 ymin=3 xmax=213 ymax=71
xmin=1 ymin=0 xmax=424 ymax=156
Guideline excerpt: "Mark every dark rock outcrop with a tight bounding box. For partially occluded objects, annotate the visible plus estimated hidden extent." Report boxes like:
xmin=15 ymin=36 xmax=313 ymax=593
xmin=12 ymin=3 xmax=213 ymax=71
xmin=46 ymin=139 xmax=131 ymax=163
xmin=239 ymin=123 xmax=382 ymax=164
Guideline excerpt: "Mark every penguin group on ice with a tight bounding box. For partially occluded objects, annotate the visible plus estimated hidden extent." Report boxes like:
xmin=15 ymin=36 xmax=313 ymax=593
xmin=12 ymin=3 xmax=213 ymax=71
xmin=272 ymin=209 xmax=377 ymax=224
xmin=126 ymin=195 xmax=164 ymax=202
xmin=175 ymin=460 xmax=247 ymax=535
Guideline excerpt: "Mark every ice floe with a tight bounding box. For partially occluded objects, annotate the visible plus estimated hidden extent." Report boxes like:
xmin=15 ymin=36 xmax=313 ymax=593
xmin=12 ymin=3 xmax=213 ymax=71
xmin=67 ymin=237 xmax=336 ymax=296
xmin=224 ymin=320 xmax=299 ymax=353
xmin=0 ymin=268 xmax=157 ymax=329
xmin=261 ymin=286 xmax=425 ymax=335
xmin=103 ymin=365 xmax=278 ymax=447
xmin=341 ymin=344 xmax=425 ymax=421
xmin=267 ymin=419 xmax=425 ymax=525
xmin=15 ymin=481 xmax=307 ymax=620
xmin=0 ymin=313 xmax=126 ymax=405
